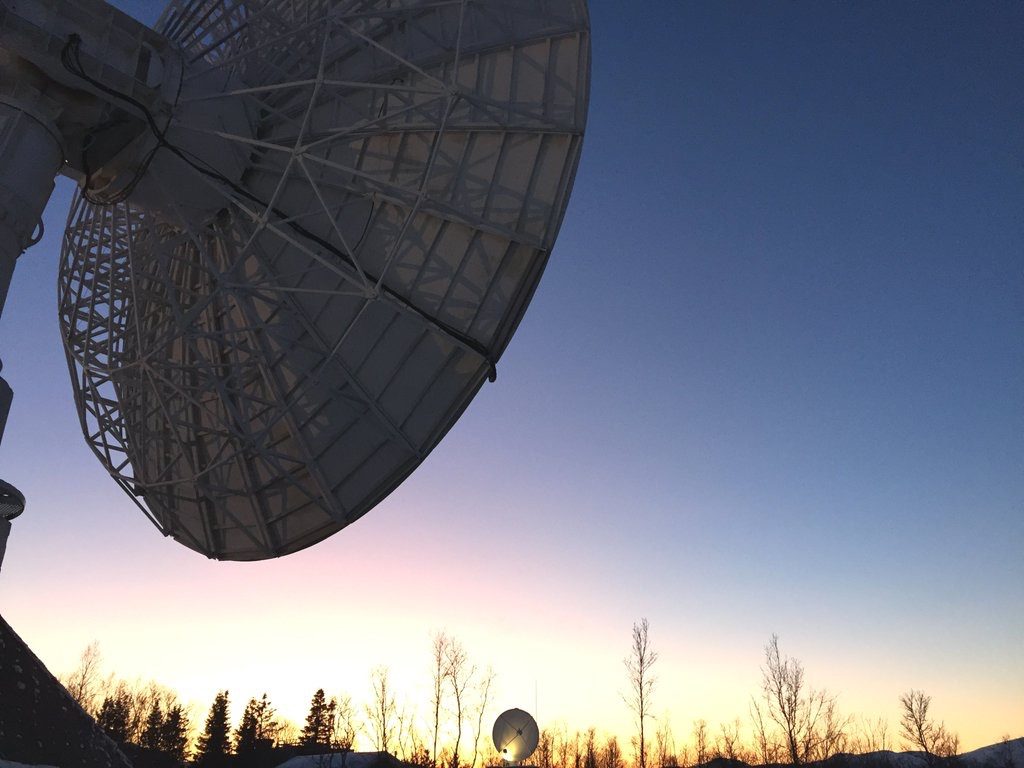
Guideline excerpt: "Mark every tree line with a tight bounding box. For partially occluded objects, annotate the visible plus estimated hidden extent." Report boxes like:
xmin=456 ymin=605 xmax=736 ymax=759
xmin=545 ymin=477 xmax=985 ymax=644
xmin=60 ymin=631 xmax=497 ymax=767
xmin=621 ymin=621 xmax=967 ymax=768
xmin=58 ymin=623 xmax=993 ymax=768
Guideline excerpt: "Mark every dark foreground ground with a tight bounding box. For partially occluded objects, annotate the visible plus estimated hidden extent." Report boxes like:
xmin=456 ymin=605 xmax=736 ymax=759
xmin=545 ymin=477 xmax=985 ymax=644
xmin=0 ymin=613 xmax=132 ymax=767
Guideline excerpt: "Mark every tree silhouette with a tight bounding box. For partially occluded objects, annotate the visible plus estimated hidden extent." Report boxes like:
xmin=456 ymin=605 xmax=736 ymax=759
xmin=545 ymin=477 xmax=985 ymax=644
xmin=602 ymin=736 xmax=624 ymax=768
xmin=624 ymin=618 xmax=657 ymax=768
xmin=444 ymin=643 xmax=473 ymax=768
xmin=97 ymin=691 xmax=130 ymax=742
xmin=237 ymin=693 xmax=279 ymax=753
xmin=140 ymin=700 xmax=163 ymax=750
xmin=161 ymin=704 xmax=190 ymax=762
xmin=749 ymin=700 xmax=781 ymax=765
xmin=760 ymin=634 xmax=846 ymax=764
xmin=468 ymin=667 xmax=496 ymax=768
xmin=367 ymin=667 xmax=397 ymax=753
xmin=654 ymin=718 xmax=676 ymax=768
xmin=584 ymin=729 xmax=598 ymax=768
xmin=301 ymin=688 xmax=333 ymax=749
xmin=62 ymin=641 xmax=103 ymax=716
xmin=692 ymin=720 xmax=708 ymax=767
xmin=431 ymin=632 xmax=451 ymax=767
xmin=236 ymin=697 xmax=261 ymax=754
xmin=43 ymin=626 xmax=985 ymax=768
xmin=329 ymin=694 xmax=357 ymax=751
xmin=900 ymin=690 xmax=959 ymax=764
xmin=196 ymin=690 xmax=232 ymax=765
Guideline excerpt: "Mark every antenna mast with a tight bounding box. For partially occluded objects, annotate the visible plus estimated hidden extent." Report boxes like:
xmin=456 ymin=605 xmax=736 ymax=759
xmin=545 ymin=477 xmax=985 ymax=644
xmin=0 ymin=0 xmax=176 ymax=568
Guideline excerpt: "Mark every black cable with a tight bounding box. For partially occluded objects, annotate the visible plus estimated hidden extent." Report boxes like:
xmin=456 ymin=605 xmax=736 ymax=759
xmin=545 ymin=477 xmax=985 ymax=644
xmin=60 ymin=34 xmax=496 ymax=380
xmin=63 ymin=37 xmax=164 ymax=204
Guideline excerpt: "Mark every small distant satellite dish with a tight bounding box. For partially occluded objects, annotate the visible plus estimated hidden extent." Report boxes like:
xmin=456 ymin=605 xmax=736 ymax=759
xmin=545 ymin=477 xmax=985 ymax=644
xmin=492 ymin=708 xmax=539 ymax=763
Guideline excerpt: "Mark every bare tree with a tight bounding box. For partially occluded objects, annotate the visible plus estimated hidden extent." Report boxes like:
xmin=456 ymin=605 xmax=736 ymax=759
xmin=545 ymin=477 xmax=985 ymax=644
xmin=555 ymin=724 xmax=572 ymax=768
xmin=603 ymin=736 xmax=624 ymax=768
xmin=395 ymin=703 xmax=416 ymax=761
xmin=278 ymin=718 xmax=301 ymax=747
xmin=899 ymin=690 xmax=959 ymax=764
xmin=814 ymin=697 xmax=849 ymax=761
xmin=62 ymin=641 xmax=104 ymax=715
xmin=900 ymin=691 xmax=933 ymax=757
xmin=569 ymin=730 xmax=584 ymax=768
xmin=367 ymin=666 xmax=397 ymax=752
xmin=850 ymin=717 xmax=890 ymax=754
xmin=624 ymin=618 xmax=658 ymax=768
xmin=940 ymin=720 xmax=959 ymax=757
xmin=536 ymin=728 xmax=555 ymax=768
xmin=431 ymin=632 xmax=451 ymax=767
xmin=717 ymin=719 xmax=742 ymax=762
xmin=584 ymin=729 xmax=599 ymax=768
xmin=407 ymin=722 xmax=434 ymax=767
xmin=123 ymin=678 xmax=165 ymax=744
xmin=445 ymin=638 xmax=475 ymax=768
xmin=693 ymin=720 xmax=709 ymax=767
xmin=750 ymin=699 xmax=781 ymax=765
xmin=469 ymin=667 xmax=496 ymax=768
xmin=331 ymin=694 xmax=357 ymax=750
xmin=760 ymin=634 xmax=845 ymax=765
xmin=761 ymin=634 xmax=804 ymax=764
xmin=655 ymin=715 xmax=676 ymax=768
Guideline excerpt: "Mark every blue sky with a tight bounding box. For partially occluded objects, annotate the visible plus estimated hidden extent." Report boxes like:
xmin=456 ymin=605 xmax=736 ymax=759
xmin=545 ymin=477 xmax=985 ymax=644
xmin=0 ymin=0 xmax=1020 ymax=747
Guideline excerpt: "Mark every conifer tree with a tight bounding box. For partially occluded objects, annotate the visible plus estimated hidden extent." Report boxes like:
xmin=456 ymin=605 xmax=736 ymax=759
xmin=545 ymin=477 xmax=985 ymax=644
xmin=254 ymin=693 xmax=280 ymax=747
xmin=236 ymin=693 xmax=280 ymax=753
xmin=236 ymin=697 xmax=261 ymax=754
xmin=301 ymin=688 xmax=332 ymax=749
xmin=160 ymin=704 xmax=190 ymax=763
xmin=140 ymin=700 xmax=163 ymax=750
xmin=196 ymin=690 xmax=232 ymax=765
xmin=326 ymin=696 xmax=338 ymax=747
xmin=97 ymin=692 xmax=130 ymax=742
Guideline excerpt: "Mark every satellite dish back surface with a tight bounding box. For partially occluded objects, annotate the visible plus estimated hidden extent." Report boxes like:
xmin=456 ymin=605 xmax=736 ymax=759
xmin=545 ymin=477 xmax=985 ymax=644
xmin=58 ymin=0 xmax=590 ymax=560
xmin=493 ymin=707 xmax=540 ymax=762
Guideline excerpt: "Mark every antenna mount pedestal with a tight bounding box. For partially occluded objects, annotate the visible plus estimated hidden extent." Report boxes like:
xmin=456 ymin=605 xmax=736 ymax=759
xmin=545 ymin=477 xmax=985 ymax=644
xmin=0 ymin=99 xmax=60 ymax=568
xmin=0 ymin=518 xmax=10 ymax=572
xmin=0 ymin=99 xmax=63 ymax=317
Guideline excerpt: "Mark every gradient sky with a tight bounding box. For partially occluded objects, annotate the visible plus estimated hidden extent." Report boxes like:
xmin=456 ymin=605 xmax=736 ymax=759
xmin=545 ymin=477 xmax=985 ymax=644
xmin=0 ymin=0 xmax=1021 ymax=751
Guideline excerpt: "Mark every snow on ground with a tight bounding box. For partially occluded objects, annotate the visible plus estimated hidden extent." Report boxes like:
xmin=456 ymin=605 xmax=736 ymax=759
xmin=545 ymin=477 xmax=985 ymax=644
xmin=830 ymin=741 xmax=1024 ymax=768
xmin=0 ymin=760 xmax=59 ymax=768
xmin=276 ymin=752 xmax=397 ymax=768
xmin=885 ymin=751 xmax=929 ymax=768
xmin=961 ymin=738 xmax=1024 ymax=767
xmin=276 ymin=757 xmax=347 ymax=768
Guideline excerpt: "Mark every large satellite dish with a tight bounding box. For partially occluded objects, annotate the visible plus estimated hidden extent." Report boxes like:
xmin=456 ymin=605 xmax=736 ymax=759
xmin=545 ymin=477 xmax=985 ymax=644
xmin=0 ymin=0 xmax=589 ymax=561
xmin=492 ymin=708 xmax=539 ymax=763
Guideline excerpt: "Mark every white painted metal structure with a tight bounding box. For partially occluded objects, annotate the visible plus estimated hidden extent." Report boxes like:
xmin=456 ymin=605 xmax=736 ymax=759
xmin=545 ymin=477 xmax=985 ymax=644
xmin=492 ymin=708 xmax=540 ymax=763
xmin=0 ymin=0 xmax=590 ymax=561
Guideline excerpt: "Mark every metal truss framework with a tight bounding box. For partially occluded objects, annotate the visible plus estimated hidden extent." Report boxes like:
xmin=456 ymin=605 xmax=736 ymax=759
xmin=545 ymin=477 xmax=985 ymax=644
xmin=58 ymin=0 xmax=590 ymax=559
